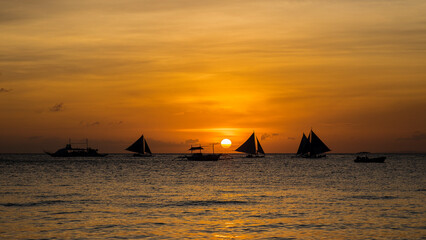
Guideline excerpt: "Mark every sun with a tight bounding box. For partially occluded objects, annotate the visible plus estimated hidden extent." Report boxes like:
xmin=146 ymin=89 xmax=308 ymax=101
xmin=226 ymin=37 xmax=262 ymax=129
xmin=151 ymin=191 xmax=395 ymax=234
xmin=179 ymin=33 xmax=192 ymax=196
xmin=221 ymin=139 xmax=232 ymax=148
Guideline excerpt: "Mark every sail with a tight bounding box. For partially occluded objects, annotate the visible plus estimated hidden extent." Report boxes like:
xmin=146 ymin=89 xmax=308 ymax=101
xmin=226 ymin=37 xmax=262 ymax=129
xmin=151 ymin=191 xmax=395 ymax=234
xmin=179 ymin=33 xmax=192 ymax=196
xmin=126 ymin=135 xmax=145 ymax=154
xmin=309 ymin=130 xmax=330 ymax=155
xmin=256 ymin=138 xmax=265 ymax=154
xmin=144 ymin=139 xmax=152 ymax=154
xmin=296 ymin=133 xmax=310 ymax=155
xmin=235 ymin=133 xmax=256 ymax=154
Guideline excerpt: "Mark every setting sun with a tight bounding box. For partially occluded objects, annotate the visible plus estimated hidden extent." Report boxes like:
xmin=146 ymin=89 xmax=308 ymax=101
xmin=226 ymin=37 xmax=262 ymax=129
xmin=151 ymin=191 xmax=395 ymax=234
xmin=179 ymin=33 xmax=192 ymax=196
xmin=221 ymin=139 xmax=232 ymax=148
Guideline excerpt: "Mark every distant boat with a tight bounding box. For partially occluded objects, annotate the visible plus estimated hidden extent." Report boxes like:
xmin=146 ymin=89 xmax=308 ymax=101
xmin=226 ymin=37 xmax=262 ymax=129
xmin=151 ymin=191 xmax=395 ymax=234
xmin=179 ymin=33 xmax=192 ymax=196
xmin=184 ymin=144 xmax=221 ymax=161
xmin=45 ymin=139 xmax=107 ymax=157
xmin=235 ymin=132 xmax=265 ymax=158
xmin=354 ymin=152 xmax=386 ymax=163
xmin=126 ymin=134 xmax=152 ymax=157
xmin=296 ymin=130 xmax=330 ymax=158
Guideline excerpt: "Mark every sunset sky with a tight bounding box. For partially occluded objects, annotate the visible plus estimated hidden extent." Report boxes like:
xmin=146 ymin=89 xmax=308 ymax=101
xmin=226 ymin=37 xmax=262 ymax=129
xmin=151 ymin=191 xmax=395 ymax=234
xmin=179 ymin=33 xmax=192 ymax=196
xmin=1 ymin=0 xmax=425 ymax=153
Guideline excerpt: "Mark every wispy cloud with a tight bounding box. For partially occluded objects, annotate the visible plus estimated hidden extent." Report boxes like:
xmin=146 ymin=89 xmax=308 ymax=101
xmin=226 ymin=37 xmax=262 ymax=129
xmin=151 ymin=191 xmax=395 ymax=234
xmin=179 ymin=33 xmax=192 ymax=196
xmin=49 ymin=103 xmax=63 ymax=112
xmin=0 ymin=88 xmax=12 ymax=93
xmin=185 ymin=139 xmax=199 ymax=144
xmin=261 ymin=133 xmax=279 ymax=141
xmin=107 ymin=121 xmax=123 ymax=127
xmin=28 ymin=136 xmax=42 ymax=140
xmin=397 ymin=131 xmax=426 ymax=141
xmin=80 ymin=121 xmax=101 ymax=127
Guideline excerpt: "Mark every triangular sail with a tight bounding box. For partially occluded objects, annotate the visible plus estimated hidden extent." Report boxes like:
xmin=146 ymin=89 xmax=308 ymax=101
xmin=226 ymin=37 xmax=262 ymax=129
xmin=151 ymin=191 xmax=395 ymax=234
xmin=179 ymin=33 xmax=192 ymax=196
xmin=256 ymin=138 xmax=265 ymax=154
xmin=309 ymin=130 xmax=330 ymax=155
xmin=126 ymin=135 xmax=144 ymax=153
xmin=144 ymin=139 xmax=152 ymax=154
xmin=296 ymin=133 xmax=310 ymax=155
xmin=126 ymin=135 xmax=151 ymax=154
xmin=235 ymin=133 xmax=256 ymax=154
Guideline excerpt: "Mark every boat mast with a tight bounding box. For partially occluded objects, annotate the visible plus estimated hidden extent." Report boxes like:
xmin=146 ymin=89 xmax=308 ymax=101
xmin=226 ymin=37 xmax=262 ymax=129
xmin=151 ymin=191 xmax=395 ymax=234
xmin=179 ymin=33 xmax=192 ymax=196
xmin=254 ymin=131 xmax=257 ymax=154
xmin=142 ymin=135 xmax=145 ymax=154
xmin=211 ymin=142 xmax=219 ymax=154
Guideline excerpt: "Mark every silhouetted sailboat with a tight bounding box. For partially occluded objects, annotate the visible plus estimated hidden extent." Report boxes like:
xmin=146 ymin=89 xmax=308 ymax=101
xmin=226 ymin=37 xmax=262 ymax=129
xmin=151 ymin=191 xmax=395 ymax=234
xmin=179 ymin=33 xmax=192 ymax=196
xmin=126 ymin=134 xmax=152 ymax=157
xmin=235 ymin=132 xmax=265 ymax=158
xmin=296 ymin=130 xmax=330 ymax=158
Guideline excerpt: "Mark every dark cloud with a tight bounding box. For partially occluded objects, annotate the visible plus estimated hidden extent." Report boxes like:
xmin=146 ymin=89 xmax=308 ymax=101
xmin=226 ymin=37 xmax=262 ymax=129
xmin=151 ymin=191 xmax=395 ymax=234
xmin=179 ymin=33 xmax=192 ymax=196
xmin=49 ymin=103 xmax=63 ymax=112
xmin=0 ymin=88 xmax=12 ymax=93
xmin=28 ymin=136 xmax=42 ymax=140
xmin=261 ymin=133 xmax=279 ymax=141
xmin=108 ymin=121 xmax=123 ymax=126
xmin=185 ymin=139 xmax=199 ymax=144
xmin=80 ymin=121 xmax=101 ymax=127
xmin=288 ymin=137 xmax=296 ymax=140
xmin=397 ymin=131 xmax=426 ymax=141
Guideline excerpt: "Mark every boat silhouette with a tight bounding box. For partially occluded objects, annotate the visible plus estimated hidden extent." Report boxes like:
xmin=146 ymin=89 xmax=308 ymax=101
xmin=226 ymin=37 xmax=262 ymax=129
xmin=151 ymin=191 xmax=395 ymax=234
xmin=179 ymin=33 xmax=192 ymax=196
xmin=354 ymin=152 xmax=386 ymax=163
xmin=126 ymin=134 xmax=153 ymax=157
xmin=296 ymin=130 xmax=330 ymax=158
xmin=184 ymin=144 xmax=221 ymax=161
xmin=45 ymin=139 xmax=107 ymax=157
xmin=235 ymin=132 xmax=265 ymax=158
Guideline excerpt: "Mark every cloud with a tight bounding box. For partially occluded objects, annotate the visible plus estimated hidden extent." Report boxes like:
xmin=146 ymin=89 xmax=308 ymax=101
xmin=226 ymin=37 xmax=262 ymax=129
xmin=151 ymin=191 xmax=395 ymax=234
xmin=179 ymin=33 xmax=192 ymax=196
xmin=0 ymin=88 xmax=12 ymax=93
xmin=80 ymin=121 xmax=101 ymax=127
xmin=288 ymin=137 xmax=296 ymax=140
xmin=108 ymin=121 xmax=123 ymax=126
xmin=397 ymin=131 xmax=426 ymax=141
xmin=261 ymin=133 xmax=279 ymax=141
xmin=28 ymin=136 xmax=42 ymax=140
xmin=49 ymin=103 xmax=63 ymax=112
xmin=185 ymin=139 xmax=199 ymax=144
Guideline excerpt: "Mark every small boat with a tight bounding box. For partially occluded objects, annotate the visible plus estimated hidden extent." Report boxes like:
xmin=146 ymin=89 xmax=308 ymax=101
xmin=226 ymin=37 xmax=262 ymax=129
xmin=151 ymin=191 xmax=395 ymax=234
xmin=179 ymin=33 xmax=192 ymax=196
xmin=296 ymin=129 xmax=330 ymax=158
xmin=235 ymin=132 xmax=265 ymax=158
xmin=126 ymin=134 xmax=152 ymax=157
xmin=220 ymin=154 xmax=233 ymax=160
xmin=354 ymin=152 xmax=386 ymax=163
xmin=184 ymin=144 xmax=221 ymax=161
xmin=45 ymin=139 xmax=107 ymax=157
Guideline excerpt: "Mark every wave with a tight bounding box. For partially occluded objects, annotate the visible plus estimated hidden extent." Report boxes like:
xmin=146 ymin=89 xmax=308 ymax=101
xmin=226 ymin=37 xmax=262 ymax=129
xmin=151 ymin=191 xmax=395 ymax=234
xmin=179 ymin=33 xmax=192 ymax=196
xmin=1 ymin=200 xmax=72 ymax=207
xmin=350 ymin=195 xmax=398 ymax=200
xmin=36 ymin=193 xmax=83 ymax=198
xmin=170 ymin=200 xmax=251 ymax=207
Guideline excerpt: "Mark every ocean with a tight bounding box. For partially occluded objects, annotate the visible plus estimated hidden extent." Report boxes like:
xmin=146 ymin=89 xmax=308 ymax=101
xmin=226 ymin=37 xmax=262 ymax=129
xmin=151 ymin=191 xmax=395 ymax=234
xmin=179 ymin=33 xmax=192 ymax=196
xmin=0 ymin=153 xmax=425 ymax=239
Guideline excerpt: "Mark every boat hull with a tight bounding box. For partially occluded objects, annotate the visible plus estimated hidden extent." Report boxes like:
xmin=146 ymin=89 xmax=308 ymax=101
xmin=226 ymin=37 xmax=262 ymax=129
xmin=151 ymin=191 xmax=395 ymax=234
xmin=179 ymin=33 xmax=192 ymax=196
xmin=246 ymin=154 xmax=265 ymax=158
xmin=354 ymin=156 xmax=386 ymax=163
xmin=45 ymin=151 xmax=107 ymax=157
xmin=186 ymin=153 xmax=221 ymax=161
xmin=298 ymin=154 xmax=326 ymax=158
xmin=133 ymin=153 xmax=153 ymax=157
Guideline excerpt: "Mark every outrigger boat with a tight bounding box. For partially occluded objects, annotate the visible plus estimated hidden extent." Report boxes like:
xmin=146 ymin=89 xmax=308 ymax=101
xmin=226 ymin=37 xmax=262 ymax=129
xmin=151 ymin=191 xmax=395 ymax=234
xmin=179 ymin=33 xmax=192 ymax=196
xmin=296 ymin=129 xmax=330 ymax=158
xmin=126 ymin=134 xmax=152 ymax=157
xmin=45 ymin=139 xmax=107 ymax=157
xmin=184 ymin=144 xmax=221 ymax=161
xmin=354 ymin=152 xmax=386 ymax=163
xmin=235 ymin=132 xmax=265 ymax=158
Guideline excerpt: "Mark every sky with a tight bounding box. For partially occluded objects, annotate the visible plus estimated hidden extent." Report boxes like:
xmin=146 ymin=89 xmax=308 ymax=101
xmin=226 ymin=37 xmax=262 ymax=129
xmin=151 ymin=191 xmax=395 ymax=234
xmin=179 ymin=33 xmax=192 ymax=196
xmin=1 ymin=0 xmax=425 ymax=153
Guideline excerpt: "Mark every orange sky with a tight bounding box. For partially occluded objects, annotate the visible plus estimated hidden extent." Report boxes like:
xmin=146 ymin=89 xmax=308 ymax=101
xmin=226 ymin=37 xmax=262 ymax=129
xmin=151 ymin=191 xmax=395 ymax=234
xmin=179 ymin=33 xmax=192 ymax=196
xmin=1 ymin=0 xmax=425 ymax=153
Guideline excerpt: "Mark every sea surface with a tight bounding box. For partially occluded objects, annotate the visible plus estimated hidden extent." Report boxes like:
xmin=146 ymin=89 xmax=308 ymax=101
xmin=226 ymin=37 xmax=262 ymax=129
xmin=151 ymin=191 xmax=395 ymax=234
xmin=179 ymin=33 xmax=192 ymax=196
xmin=0 ymin=153 xmax=425 ymax=239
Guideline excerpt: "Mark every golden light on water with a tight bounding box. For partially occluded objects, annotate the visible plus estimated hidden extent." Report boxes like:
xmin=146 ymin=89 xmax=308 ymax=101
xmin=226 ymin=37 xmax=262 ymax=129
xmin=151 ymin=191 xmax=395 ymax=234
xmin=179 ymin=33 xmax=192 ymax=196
xmin=221 ymin=139 xmax=232 ymax=148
